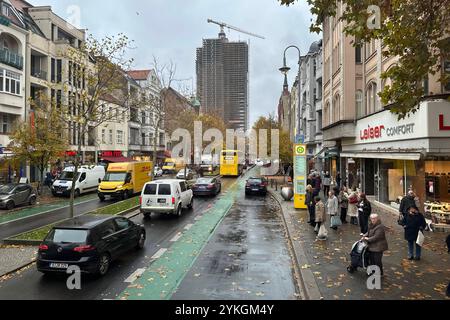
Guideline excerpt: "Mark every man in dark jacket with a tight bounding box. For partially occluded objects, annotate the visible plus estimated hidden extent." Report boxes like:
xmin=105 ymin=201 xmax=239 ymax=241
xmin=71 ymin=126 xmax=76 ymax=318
xmin=403 ymin=206 xmax=426 ymax=261
xmin=358 ymin=193 xmax=372 ymax=235
xmin=363 ymin=213 xmax=388 ymax=276
xmin=399 ymin=191 xmax=417 ymax=216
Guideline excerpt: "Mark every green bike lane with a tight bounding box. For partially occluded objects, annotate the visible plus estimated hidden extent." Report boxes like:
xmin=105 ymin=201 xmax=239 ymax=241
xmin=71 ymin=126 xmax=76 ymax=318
xmin=0 ymin=194 xmax=99 ymax=226
xmin=118 ymin=171 xmax=251 ymax=300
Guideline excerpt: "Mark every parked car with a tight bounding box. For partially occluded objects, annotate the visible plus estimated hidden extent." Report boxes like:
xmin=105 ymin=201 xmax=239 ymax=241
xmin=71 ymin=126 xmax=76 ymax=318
xmin=37 ymin=215 xmax=145 ymax=276
xmin=52 ymin=165 xmax=105 ymax=197
xmin=153 ymin=166 xmax=163 ymax=177
xmin=192 ymin=177 xmax=221 ymax=196
xmin=176 ymin=169 xmax=194 ymax=180
xmin=0 ymin=184 xmax=37 ymax=210
xmin=245 ymin=177 xmax=268 ymax=196
xmin=140 ymin=179 xmax=193 ymax=219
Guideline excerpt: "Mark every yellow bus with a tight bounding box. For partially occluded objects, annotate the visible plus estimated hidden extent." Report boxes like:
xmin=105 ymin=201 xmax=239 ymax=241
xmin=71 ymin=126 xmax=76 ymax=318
xmin=220 ymin=150 xmax=244 ymax=177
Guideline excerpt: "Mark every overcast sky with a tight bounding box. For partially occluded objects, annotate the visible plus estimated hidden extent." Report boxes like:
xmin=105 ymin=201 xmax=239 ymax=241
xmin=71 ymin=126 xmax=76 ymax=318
xmin=30 ymin=0 xmax=320 ymax=126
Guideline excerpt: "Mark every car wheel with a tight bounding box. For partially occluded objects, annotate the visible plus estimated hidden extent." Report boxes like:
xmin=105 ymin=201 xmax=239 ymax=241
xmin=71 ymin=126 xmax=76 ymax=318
xmin=176 ymin=205 xmax=182 ymax=217
xmin=97 ymin=253 xmax=111 ymax=276
xmin=29 ymin=196 xmax=37 ymax=206
xmin=99 ymin=195 xmax=105 ymax=202
xmin=217 ymin=185 xmax=221 ymax=195
xmin=74 ymin=189 xmax=80 ymax=198
xmin=188 ymin=197 xmax=193 ymax=209
xmin=136 ymin=231 xmax=145 ymax=249
xmin=143 ymin=212 xmax=152 ymax=219
xmin=6 ymin=201 xmax=15 ymax=210
xmin=123 ymin=191 xmax=129 ymax=200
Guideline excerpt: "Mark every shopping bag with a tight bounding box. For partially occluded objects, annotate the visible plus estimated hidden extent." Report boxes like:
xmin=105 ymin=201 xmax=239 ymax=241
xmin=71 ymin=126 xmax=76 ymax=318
xmin=314 ymin=224 xmax=319 ymax=232
xmin=318 ymin=224 xmax=328 ymax=239
xmin=331 ymin=215 xmax=342 ymax=227
xmin=416 ymin=231 xmax=425 ymax=247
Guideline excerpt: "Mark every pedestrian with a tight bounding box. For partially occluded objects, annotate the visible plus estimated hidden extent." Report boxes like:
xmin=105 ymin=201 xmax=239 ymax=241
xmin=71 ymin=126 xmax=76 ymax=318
xmin=336 ymin=172 xmax=341 ymax=189
xmin=313 ymin=174 xmax=321 ymax=197
xmin=44 ymin=172 xmax=53 ymax=188
xmin=339 ymin=186 xmax=349 ymax=224
xmin=307 ymin=175 xmax=313 ymax=187
xmin=347 ymin=188 xmax=359 ymax=225
xmin=399 ymin=190 xmax=418 ymax=224
xmin=323 ymin=172 xmax=331 ymax=196
xmin=357 ymin=193 xmax=371 ymax=235
xmin=362 ymin=213 xmax=388 ymax=276
xmin=327 ymin=191 xmax=339 ymax=230
xmin=305 ymin=185 xmax=315 ymax=226
xmin=314 ymin=196 xmax=327 ymax=239
xmin=402 ymin=206 xmax=426 ymax=261
xmin=446 ymin=234 xmax=450 ymax=254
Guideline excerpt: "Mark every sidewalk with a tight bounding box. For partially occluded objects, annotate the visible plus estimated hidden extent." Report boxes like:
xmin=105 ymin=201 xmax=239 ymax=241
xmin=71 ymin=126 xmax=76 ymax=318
xmin=270 ymin=186 xmax=450 ymax=300
xmin=0 ymin=245 xmax=37 ymax=278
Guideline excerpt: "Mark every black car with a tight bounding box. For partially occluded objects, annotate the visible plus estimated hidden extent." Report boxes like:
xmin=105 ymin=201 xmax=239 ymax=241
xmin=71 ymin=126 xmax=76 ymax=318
xmin=245 ymin=177 xmax=268 ymax=196
xmin=192 ymin=177 xmax=221 ymax=196
xmin=37 ymin=215 xmax=146 ymax=276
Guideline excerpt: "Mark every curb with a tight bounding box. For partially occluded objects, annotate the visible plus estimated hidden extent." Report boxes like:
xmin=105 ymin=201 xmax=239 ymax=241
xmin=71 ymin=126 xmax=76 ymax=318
xmin=0 ymin=259 xmax=36 ymax=278
xmin=269 ymin=189 xmax=322 ymax=300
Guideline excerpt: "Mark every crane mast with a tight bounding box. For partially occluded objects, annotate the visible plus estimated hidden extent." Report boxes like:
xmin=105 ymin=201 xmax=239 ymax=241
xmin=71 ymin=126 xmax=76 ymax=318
xmin=207 ymin=19 xmax=265 ymax=40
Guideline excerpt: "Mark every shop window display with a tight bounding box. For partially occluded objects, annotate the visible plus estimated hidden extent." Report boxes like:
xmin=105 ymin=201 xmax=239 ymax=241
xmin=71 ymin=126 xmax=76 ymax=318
xmin=423 ymin=160 xmax=450 ymax=225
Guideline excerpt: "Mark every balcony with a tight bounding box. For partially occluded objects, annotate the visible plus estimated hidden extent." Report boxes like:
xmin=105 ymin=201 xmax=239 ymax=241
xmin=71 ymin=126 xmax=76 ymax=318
xmin=0 ymin=48 xmax=23 ymax=70
xmin=31 ymin=67 xmax=47 ymax=80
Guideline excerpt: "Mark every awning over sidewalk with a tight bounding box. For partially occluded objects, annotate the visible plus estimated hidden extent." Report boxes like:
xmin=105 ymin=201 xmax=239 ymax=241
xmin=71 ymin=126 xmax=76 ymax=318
xmin=340 ymin=152 xmax=422 ymax=161
xmin=313 ymin=147 xmax=327 ymax=159
xmin=101 ymin=156 xmax=135 ymax=163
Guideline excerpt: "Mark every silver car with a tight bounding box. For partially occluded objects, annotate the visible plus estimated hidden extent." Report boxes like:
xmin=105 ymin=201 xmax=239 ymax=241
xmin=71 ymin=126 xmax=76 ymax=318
xmin=0 ymin=184 xmax=37 ymax=210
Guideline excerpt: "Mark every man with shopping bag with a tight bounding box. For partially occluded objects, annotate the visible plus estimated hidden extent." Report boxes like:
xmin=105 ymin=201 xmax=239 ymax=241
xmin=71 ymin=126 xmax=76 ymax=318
xmin=402 ymin=206 xmax=426 ymax=261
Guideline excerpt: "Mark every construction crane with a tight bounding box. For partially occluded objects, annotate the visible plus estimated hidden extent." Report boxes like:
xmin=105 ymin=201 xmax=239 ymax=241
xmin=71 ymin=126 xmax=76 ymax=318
xmin=207 ymin=18 xmax=265 ymax=40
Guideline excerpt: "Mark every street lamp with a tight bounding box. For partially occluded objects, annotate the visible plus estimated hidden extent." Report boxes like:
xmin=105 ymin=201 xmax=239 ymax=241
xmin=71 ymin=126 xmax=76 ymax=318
xmin=280 ymin=46 xmax=302 ymax=143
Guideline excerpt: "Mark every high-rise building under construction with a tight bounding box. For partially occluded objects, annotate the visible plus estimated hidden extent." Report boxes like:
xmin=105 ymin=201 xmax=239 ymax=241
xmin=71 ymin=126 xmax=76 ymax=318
xmin=196 ymin=32 xmax=249 ymax=131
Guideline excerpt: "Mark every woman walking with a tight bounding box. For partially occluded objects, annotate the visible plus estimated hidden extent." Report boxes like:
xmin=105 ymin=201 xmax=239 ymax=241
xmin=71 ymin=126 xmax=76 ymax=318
xmin=362 ymin=213 xmax=388 ymax=276
xmin=403 ymin=206 xmax=426 ymax=261
xmin=338 ymin=187 xmax=349 ymax=224
xmin=315 ymin=196 xmax=327 ymax=240
xmin=323 ymin=172 xmax=331 ymax=197
xmin=305 ymin=185 xmax=315 ymax=226
xmin=348 ymin=188 xmax=359 ymax=225
xmin=357 ymin=193 xmax=371 ymax=235
xmin=327 ymin=191 xmax=339 ymax=230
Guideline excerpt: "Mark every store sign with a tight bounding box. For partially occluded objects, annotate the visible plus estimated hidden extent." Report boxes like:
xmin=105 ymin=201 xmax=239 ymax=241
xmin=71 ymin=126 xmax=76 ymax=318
xmin=100 ymin=151 xmax=123 ymax=158
xmin=65 ymin=151 xmax=77 ymax=157
xmin=439 ymin=114 xmax=450 ymax=131
xmin=354 ymin=100 xmax=450 ymax=145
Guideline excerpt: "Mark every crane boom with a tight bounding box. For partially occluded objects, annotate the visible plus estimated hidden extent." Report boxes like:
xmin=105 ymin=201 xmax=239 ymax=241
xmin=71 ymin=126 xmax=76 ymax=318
xmin=207 ymin=18 xmax=265 ymax=40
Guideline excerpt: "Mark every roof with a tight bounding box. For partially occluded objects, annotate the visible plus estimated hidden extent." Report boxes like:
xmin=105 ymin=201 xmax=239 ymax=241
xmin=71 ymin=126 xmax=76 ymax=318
xmin=127 ymin=70 xmax=151 ymax=81
xmin=55 ymin=215 xmax=116 ymax=230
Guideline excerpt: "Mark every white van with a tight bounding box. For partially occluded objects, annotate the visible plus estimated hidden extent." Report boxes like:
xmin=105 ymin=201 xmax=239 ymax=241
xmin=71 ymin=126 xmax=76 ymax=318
xmin=140 ymin=179 xmax=193 ymax=218
xmin=52 ymin=166 xmax=105 ymax=197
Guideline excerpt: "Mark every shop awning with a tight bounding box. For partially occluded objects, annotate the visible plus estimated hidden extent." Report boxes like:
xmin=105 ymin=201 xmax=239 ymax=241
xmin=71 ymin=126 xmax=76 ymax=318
xmin=100 ymin=156 xmax=135 ymax=163
xmin=313 ymin=147 xmax=327 ymax=159
xmin=340 ymin=152 xmax=422 ymax=161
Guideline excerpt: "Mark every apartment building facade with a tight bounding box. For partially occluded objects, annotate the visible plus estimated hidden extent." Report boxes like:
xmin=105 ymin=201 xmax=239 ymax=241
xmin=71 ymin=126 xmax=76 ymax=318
xmin=322 ymin=1 xmax=450 ymax=210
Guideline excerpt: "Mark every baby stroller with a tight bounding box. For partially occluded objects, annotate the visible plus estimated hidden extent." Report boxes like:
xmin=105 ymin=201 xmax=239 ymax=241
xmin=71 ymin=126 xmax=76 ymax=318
xmin=347 ymin=240 xmax=370 ymax=273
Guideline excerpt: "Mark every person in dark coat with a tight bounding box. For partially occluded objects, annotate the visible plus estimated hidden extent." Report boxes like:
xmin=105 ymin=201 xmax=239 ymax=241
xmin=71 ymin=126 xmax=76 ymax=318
xmin=399 ymin=190 xmax=418 ymax=219
xmin=336 ymin=172 xmax=341 ymax=189
xmin=446 ymin=234 xmax=450 ymax=254
xmin=402 ymin=206 xmax=426 ymax=261
xmin=305 ymin=185 xmax=315 ymax=226
xmin=357 ymin=193 xmax=371 ymax=235
xmin=363 ymin=213 xmax=389 ymax=276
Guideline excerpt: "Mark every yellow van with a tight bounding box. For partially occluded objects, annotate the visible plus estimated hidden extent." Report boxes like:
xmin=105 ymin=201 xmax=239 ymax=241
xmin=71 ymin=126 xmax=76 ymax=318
xmin=162 ymin=158 xmax=185 ymax=174
xmin=98 ymin=162 xmax=152 ymax=201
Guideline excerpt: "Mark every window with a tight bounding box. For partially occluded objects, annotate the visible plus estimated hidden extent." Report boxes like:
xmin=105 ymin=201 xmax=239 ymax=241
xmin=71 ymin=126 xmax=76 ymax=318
xmin=142 ymin=132 xmax=147 ymax=146
xmin=101 ymin=129 xmax=106 ymax=144
xmin=0 ymin=114 xmax=11 ymax=134
xmin=98 ymin=221 xmax=117 ymax=238
xmin=366 ymin=82 xmax=378 ymax=114
xmin=356 ymin=90 xmax=364 ymax=118
xmin=56 ymin=59 xmax=62 ymax=83
xmin=158 ymin=184 xmax=171 ymax=195
xmin=117 ymin=130 xmax=124 ymax=145
xmin=333 ymin=94 xmax=340 ymax=123
xmin=79 ymin=172 xmax=86 ymax=182
xmin=109 ymin=129 xmax=113 ymax=144
xmin=0 ymin=69 xmax=21 ymax=95
xmin=51 ymin=58 xmax=56 ymax=82
xmin=115 ymin=218 xmax=131 ymax=231
xmin=355 ymin=44 xmax=362 ymax=63
xmin=143 ymin=184 xmax=157 ymax=195
xmin=2 ymin=4 xmax=9 ymax=16
xmin=179 ymin=181 xmax=187 ymax=192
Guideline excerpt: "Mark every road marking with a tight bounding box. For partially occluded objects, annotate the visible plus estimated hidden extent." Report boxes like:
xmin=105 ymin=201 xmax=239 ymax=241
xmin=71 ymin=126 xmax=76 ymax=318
xmin=151 ymin=248 xmax=167 ymax=260
xmin=124 ymin=268 xmax=146 ymax=283
xmin=194 ymin=215 xmax=203 ymax=221
xmin=170 ymin=232 xmax=183 ymax=242
xmin=184 ymin=224 xmax=193 ymax=231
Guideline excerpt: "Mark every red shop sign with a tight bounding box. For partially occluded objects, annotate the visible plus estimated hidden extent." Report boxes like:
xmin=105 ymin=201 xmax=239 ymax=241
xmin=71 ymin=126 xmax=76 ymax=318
xmin=101 ymin=151 xmax=123 ymax=158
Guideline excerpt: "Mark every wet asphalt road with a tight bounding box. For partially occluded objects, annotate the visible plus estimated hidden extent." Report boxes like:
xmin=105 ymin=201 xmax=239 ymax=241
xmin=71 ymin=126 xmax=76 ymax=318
xmin=0 ymin=194 xmax=111 ymax=240
xmin=172 ymin=191 xmax=298 ymax=300
xmin=0 ymin=178 xmax=236 ymax=300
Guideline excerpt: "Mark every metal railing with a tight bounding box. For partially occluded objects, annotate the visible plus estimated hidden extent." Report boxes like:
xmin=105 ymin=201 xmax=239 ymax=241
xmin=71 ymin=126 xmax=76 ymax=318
xmin=31 ymin=67 xmax=47 ymax=80
xmin=0 ymin=48 xmax=23 ymax=70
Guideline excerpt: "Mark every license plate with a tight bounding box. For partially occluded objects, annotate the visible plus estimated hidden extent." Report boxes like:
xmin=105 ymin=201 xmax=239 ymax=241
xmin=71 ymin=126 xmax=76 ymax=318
xmin=56 ymin=191 xmax=63 ymax=194
xmin=252 ymin=189 xmax=259 ymax=191
xmin=199 ymin=186 xmax=206 ymax=190
xmin=50 ymin=263 xmax=69 ymax=269
xmin=158 ymin=199 xmax=166 ymax=204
